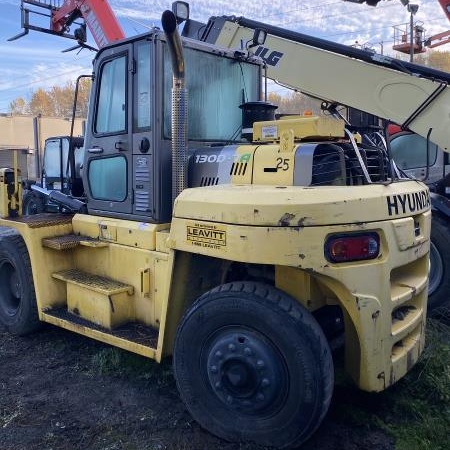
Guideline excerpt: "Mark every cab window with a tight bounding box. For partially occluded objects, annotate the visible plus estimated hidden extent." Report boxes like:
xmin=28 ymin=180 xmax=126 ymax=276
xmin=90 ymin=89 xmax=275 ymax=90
xmin=390 ymin=133 xmax=438 ymax=170
xmin=95 ymin=56 xmax=127 ymax=134
xmin=88 ymin=156 xmax=127 ymax=201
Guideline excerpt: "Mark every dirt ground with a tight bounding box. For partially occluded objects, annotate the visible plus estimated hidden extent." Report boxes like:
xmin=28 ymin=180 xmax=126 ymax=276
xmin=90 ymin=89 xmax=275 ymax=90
xmin=0 ymin=323 xmax=394 ymax=450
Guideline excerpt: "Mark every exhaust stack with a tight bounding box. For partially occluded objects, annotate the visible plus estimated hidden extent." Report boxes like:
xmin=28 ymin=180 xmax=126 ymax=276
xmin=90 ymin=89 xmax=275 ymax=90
xmin=162 ymin=10 xmax=188 ymax=205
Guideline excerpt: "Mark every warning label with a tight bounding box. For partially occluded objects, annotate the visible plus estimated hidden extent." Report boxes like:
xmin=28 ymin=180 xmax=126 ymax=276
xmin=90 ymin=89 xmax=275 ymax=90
xmin=261 ymin=125 xmax=278 ymax=139
xmin=187 ymin=222 xmax=227 ymax=249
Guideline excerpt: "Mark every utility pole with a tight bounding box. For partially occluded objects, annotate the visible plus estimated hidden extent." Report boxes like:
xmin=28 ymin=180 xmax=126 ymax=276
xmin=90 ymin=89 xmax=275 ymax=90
xmin=408 ymin=3 xmax=419 ymax=62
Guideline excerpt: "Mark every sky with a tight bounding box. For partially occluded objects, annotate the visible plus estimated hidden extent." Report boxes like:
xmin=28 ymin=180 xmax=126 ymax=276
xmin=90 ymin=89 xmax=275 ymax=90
xmin=0 ymin=0 xmax=449 ymax=113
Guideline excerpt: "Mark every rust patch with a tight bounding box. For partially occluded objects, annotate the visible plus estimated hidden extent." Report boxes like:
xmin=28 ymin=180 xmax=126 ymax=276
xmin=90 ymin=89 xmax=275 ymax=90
xmin=297 ymin=217 xmax=308 ymax=227
xmin=278 ymin=213 xmax=295 ymax=227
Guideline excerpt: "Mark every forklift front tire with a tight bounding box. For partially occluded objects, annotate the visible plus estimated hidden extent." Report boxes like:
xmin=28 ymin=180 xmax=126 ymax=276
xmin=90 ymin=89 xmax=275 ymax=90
xmin=0 ymin=233 xmax=41 ymax=335
xmin=173 ymin=281 xmax=333 ymax=448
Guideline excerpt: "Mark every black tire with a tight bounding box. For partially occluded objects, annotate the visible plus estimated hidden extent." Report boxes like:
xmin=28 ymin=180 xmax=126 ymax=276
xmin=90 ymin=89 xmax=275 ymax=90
xmin=0 ymin=231 xmax=41 ymax=335
xmin=173 ymin=282 xmax=334 ymax=449
xmin=428 ymin=214 xmax=450 ymax=311
xmin=22 ymin=191 xmax=45 ymax=215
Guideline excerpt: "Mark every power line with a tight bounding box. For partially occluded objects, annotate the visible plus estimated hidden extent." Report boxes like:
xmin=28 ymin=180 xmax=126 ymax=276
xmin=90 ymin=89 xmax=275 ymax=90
xmin=0 ymin=54 xmax=92 ymax=86
xmin=254 ymin=1 xmax=399 ymax=27
xmin=320 ymin=14 xmax=446 ymax=39
xmin=0 ymin=66 xmax=92 ymax=95
xmin=254 ymin=1 xmax=345 ymax=20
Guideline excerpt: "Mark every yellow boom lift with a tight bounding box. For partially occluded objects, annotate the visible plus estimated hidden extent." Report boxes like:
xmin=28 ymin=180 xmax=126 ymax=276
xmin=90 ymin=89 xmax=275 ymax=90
xmin=1 ymin=1 xmax=448 ymax=448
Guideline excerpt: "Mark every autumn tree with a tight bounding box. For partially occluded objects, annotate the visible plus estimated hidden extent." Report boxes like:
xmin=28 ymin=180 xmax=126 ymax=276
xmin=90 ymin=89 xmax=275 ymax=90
xmin=8 ymin=78 xmax=91 ymax=118
xmin=414 ymin=50 xmax=450 ymax=72
xmin=268 ymin=91 xmax=323 ymax=115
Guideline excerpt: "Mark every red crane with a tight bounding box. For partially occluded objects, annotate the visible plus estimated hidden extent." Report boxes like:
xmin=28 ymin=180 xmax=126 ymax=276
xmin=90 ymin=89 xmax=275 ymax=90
xmin=425 ymin=0 xmax=450 ymax=48
xmin=9 ymin=0 xmax=125 ymax=49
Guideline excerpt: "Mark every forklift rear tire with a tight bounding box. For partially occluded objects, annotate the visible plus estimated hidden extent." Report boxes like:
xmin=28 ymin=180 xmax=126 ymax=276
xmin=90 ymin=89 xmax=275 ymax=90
xmin=428 ymin=215 xmax=450 ymax=311
xmin=22 ymin=191 xmax=45 ymax=215
xmin=0 ymin=232 xmax=41 ymax=335
xmin=173 ymin=282 xmax=333 ymax=449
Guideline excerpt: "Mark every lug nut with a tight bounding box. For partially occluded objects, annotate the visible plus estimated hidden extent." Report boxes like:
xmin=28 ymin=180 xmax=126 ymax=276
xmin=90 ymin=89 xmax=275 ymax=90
xmin=228 ymin=343 xmax=236 ymax=352
xmin=256 ymin=359 xmax=265 ymax=369
xmin=261 ymin=378 xmax=270 ymax=387
xmin=210 ymin=365 xmax=218 ymax=374
xmin=244 ymin=347 xmax=252 ymax=356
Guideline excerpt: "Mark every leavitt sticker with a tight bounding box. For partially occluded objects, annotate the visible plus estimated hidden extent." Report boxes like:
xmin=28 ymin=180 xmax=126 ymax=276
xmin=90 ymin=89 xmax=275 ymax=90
xmin=187 ymin=222 xmax=227 ymax=250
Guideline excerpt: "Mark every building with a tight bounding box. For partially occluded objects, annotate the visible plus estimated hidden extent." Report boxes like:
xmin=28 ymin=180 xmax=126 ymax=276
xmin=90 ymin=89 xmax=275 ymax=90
xmin=0 ymin=115 xmax=85 ymax=180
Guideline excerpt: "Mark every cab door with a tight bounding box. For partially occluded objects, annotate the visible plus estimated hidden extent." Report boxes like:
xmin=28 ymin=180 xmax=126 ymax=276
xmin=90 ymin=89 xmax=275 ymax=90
xmin=84 ymin=43 xmax=133 ymax=216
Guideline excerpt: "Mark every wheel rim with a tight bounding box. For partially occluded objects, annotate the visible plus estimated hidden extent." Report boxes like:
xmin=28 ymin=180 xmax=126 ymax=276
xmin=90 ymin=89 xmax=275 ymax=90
xmin=429 ymin=240 xmax=444 ymax=296
xmin=203 ymin=327 xmax=288 ymax=416
xmin=24 ymin=198 xmax=39 ymax=215
xmin=0 ymin=260 xmax=21 ymax=317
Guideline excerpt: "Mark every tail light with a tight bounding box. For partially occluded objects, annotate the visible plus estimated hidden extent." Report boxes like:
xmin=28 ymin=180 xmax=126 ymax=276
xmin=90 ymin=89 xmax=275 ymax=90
xmin=325 ymin=232 xmax=380 ymax=263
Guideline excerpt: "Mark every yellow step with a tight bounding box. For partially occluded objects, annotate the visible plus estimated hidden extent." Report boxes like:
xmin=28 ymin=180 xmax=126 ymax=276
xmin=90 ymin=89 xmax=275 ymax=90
xmin=52 ymin=269 xmax=135 ymax=329
xmin=43 ymin=234 xmax=109 ymax=250
xmin=52 ymin=269 xmax=133 ymax=296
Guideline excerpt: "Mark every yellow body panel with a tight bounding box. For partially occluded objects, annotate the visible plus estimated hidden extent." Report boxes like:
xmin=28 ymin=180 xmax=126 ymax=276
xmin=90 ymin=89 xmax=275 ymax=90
xmin=0 ymin=168 xmax=22 ymax=219
xmin=252 ymin=144 xmax=296 ymax=185
xmin=253 ymin=116 xmax=346 ymax=142
xmin=173 ymin=182 xmax=431 ymax=226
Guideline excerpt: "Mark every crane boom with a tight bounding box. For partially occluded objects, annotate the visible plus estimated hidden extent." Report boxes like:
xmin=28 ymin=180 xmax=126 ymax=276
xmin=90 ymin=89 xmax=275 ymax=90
xmin=185 ymin=15 xmax=450 ymax=151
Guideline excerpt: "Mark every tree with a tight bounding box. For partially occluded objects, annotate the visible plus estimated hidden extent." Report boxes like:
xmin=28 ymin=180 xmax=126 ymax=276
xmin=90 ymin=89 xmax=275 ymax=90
xmin=412 ymin=50 xmax=450 ymax=72
xmin=268 ymin=91 xmax=323 ymax=115
xmin=29 ymin=88 xmax=53 ymax=116
xmin=8 ymin=79 xmax=91 ymax=118
xmin=9 ymin=97 xmax=29 ymax=115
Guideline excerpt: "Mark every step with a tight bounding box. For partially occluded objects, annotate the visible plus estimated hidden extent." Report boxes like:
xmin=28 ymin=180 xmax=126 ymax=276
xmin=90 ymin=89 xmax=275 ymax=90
xmin=52 ymin=269 xmax=135 ymax=329
xmin=42 ymin=308 xmax=158 ymax=359
xmin=53 ymin=269 xmax=133 ymax=296
xmin=43 ymin=234 xmax=109 ymax=250
xmin=12 ymin=213 xmax=73 ymax=229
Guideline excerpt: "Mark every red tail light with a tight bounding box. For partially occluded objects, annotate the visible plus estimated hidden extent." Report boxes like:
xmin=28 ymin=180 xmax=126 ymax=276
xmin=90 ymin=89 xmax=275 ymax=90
xmin=325 ymin=233 xmax=380 ymax=263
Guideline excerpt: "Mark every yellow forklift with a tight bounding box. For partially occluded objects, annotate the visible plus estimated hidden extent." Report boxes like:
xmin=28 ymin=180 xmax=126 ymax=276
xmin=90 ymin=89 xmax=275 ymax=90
xmin=0 ymin=2 xmax=444 ymax=447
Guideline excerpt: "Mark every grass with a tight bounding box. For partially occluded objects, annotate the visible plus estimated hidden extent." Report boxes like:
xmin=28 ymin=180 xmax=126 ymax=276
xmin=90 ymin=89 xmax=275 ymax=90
xmin=382 ymin=317 xmax=450 ymax=450
xmin=333 ymin=314 xmax=450 ymax=450
xmin=87 ymin=315 xmax=449 ymax=450
xmin=89 ymin=347 xmax=175 ymax=387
